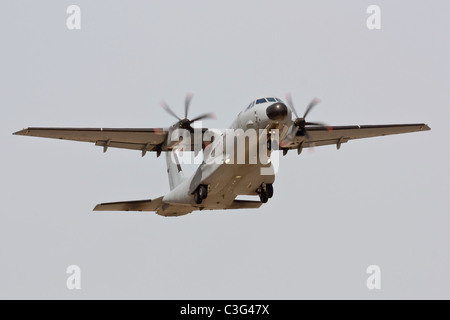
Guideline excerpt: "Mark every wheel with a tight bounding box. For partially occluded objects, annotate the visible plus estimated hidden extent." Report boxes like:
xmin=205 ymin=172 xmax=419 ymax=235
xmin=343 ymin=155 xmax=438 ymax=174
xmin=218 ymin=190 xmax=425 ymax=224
xmin=198 ymin=185 xmax=208 ymax=199
xmin=266 ymin=184 xmax=274 ymax=198
xmin=194 ymin=190 xmax=203 ymax=204
xmin=259 ymin=191 xmax=269 ymax=203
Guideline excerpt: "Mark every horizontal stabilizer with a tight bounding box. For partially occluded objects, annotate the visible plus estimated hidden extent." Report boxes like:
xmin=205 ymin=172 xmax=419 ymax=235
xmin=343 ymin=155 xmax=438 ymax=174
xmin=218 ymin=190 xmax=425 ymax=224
xmin=94 ymin=197 xmax=163 ymax=212
xmin=93 ymin=197 xmax=194 ymax=217
xmin=93 ymin=197 xmax=262 ymax=216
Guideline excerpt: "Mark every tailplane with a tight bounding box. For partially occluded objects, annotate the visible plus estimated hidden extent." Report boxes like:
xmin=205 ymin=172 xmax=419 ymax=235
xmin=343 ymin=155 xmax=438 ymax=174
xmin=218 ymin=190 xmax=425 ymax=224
xmin=93 ymin=197 xmax=193 ymax=217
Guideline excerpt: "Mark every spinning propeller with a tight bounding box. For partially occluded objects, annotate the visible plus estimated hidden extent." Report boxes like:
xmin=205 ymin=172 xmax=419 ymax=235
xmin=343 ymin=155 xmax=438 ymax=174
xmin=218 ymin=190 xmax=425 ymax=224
xmin=160 ymin=93 xmax=215 ymax=131
xmin=285 ymin=93 xmax=329 ymax=139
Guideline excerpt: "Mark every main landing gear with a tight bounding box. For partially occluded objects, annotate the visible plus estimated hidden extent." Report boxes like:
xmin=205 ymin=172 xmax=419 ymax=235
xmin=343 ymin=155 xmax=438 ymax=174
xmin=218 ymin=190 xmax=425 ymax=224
xmin=194 ymin=185 xmax=208 ymax=204
xmin=258 ymin=183 xmax=274 ymax=203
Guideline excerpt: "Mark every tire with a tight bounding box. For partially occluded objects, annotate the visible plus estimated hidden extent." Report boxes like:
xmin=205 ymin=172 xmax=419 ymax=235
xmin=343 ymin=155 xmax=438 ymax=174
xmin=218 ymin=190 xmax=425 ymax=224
xmin=194 ymin=191 xmax=203 ymax=204
xmin=266 ymin=184 xmax=274 ymax=198
xmin=259 ymin=192 xmax=269 ymax=204
xmin=198 ymin=185 xmax=208 ymax=199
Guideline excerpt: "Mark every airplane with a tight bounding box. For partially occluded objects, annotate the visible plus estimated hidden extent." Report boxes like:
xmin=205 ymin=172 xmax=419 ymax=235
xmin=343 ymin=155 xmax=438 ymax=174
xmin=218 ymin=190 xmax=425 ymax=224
xmin=14 ymin=94 xmax=430 ymax=217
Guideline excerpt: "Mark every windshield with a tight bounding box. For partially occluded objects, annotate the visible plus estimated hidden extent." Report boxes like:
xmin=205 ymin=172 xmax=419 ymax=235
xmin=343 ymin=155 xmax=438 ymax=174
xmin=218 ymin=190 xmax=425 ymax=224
xmin=256 ymin=98 xmax=267 ymax=104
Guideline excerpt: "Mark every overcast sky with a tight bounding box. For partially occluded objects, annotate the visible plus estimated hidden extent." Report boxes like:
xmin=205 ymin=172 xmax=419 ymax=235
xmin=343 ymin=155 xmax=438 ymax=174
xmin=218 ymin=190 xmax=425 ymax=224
xmin=1 ymin=0 xmax=449 ymax=299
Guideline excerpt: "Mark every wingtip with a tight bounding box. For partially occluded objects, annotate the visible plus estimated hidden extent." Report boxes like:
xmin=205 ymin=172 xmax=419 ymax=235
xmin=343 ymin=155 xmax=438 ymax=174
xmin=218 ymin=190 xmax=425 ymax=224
xmin=13 ymin=128 xmax=28 ymax=136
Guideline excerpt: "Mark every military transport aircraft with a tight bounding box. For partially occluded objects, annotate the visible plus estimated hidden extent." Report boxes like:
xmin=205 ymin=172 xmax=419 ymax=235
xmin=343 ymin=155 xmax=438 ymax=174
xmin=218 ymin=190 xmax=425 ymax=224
xmin=14 ymin=94 xmax=430 ymax=216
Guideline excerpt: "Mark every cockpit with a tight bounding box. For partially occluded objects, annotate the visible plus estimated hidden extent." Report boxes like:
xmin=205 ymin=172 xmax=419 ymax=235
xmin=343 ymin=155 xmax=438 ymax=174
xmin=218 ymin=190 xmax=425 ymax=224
xmin=246 ymin=97 xmax=285 ymax=110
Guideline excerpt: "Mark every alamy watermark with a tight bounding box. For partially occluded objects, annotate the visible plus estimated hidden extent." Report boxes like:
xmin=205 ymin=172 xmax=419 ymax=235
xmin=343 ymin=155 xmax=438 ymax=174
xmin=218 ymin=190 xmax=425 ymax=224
xmin=66 ymin=265 xmax=81 ymax=290
xmin=366 ymin=265 xmax=381 ymax=290
xmin=367 ymin=5 xmax=381 ymax=30
xmin=67 ymin=5 xmax=81 ymax=30
xmin=168 ymin=128 xmax=280 ymax=176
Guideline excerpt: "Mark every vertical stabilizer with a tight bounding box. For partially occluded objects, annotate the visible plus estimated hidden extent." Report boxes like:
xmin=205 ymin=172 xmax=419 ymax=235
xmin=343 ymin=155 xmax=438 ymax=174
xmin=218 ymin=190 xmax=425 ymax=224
xmin=166 ymin=151 xmax=184 ymax=190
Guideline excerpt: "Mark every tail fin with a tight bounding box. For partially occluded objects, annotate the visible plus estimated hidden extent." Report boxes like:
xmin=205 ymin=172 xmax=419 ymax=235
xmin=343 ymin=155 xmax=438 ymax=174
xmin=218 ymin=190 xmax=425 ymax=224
xmin=166 ymin=151 xmax=184 ymax=190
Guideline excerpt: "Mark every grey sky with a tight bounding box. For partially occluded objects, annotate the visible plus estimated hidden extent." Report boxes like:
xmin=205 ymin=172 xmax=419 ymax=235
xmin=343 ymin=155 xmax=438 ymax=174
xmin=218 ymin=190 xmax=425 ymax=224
xmin=0 ymin=0 xmax=449 ymax=299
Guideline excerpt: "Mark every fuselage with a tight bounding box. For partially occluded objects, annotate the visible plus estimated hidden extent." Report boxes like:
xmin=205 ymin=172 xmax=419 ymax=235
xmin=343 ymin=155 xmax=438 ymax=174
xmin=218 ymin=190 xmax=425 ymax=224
xmin=162 ymin=97 xmax=293 ymax=208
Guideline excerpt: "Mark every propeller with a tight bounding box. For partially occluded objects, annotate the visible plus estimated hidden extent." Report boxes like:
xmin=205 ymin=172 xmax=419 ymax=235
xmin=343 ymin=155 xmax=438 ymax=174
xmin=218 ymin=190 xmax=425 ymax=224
xmin=285 ymin=93 xmax=329 ymax=140
xmin=160 ymin=93 xmax=215 ymax=131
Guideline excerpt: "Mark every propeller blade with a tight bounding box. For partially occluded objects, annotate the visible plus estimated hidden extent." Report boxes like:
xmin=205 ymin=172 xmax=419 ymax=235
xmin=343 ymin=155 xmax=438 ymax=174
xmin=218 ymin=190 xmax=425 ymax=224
xmin=305 ymin=121 xmax=328 ymax=127
xmin=285 ymin=93 xmax=299 ymax=118
xmin=303 ymin=98 xmax=321 ymax=119
xmin=189 ymin=113 xmax=216 ymax=123
xmin=184 ymin=93 xmax=194 ymax=119
xmin=290 ymin=124 xmax=300 ymax=138
xmin=160 ymin=100 xmax=181 ymax=121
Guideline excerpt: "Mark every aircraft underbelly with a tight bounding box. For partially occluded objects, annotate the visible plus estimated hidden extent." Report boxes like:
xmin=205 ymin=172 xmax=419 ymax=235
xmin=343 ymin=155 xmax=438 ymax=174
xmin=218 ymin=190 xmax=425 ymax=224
xmin=200 ymin=163 xmax=275 ymax=208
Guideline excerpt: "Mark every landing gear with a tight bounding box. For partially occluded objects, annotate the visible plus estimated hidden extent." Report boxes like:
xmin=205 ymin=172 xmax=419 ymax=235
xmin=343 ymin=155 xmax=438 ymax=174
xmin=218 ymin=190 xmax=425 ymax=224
xmin=266 ymin=183 xmax=274 ymax=198
xmin=198 ymin=185 xmax=208 ymax=200
xmin=259 ymin=191 xmax=269 ymax=203
xmin=194 ymin=185 xmax=208 ymax=205
xmin=258 ymin=183 xmax=274 ymax=203
xmin=194 ymin=191 xmax=202 ymax=204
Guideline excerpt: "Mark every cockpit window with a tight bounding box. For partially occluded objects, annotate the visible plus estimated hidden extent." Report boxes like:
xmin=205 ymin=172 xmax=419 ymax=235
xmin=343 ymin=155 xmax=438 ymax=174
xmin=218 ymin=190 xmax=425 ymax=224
xmin=256 ymin=98 xmax=267 ymax=104
xmin=246 ymin=97 xmax=282 ymax=110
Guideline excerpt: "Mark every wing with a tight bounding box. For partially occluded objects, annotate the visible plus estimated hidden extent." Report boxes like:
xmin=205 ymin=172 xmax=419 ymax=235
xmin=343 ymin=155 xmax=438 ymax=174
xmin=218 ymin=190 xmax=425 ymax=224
xmin=281 ymin=123 xmax=430 ymax=152
xmin=13 ymin=127 xmax=207 ymax=155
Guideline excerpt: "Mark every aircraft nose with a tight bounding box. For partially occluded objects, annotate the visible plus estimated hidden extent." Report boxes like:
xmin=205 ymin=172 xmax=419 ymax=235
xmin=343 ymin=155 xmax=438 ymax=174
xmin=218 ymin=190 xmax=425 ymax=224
xmin=266 ymin=103 xmax=288 ymax=121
